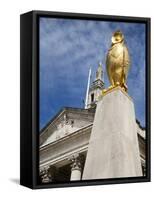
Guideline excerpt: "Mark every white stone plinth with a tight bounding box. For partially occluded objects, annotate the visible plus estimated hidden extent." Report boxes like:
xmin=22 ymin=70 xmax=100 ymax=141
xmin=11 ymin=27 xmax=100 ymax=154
xmin=82 ymin=87 xmax=142 ymax=180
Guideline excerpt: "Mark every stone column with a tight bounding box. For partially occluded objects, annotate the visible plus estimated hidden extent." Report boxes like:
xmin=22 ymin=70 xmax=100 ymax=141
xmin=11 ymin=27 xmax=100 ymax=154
xmin=70 ymin=153 xmax=82 ymax=181
xmin=141 ymin=159 xmax=146 ymax=176
xmin=40 ymin=166 xmax=52 ymax=183
xmin=83 ymin=87 xmax=142 ymax=180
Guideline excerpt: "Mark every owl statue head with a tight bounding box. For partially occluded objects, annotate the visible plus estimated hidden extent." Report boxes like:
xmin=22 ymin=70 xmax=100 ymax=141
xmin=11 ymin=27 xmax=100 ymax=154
xmin=111 ymin=30 xmax=124 ymax=45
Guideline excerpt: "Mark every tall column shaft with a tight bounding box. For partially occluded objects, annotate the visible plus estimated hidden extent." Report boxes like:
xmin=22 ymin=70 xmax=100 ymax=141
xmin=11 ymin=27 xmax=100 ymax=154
xmin=70 ymin=153 xmax=82 ymax=181
xmin=70 ymin=166 xmax=81 ymax=181
xmin=83 ymin=87 xmax=142 ymax=180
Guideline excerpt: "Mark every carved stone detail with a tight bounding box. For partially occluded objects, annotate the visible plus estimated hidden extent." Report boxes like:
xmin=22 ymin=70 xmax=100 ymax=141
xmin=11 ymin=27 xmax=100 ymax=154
xmin=70 ymin=153 xmax=82 ymax=171
xmin=40 ymin=166 xmax=52 ymax=183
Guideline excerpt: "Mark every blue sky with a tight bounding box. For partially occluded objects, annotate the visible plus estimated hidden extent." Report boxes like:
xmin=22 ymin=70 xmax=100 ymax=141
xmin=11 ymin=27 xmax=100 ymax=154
xmin=39 ymin=17 xmax=146 ymax=130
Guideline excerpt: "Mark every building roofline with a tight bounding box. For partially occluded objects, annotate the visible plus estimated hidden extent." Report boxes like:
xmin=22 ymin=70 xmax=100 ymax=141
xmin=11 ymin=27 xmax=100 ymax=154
xmin=40 ymin=107 xmax=95 ymax=134
xmin=136 ymin=119 xmax=145 ymax=130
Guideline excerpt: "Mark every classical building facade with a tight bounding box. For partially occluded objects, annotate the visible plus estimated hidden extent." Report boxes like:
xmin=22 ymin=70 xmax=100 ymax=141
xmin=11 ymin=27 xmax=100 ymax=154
xmin=39 ymin=63 xmax=146 ymax=183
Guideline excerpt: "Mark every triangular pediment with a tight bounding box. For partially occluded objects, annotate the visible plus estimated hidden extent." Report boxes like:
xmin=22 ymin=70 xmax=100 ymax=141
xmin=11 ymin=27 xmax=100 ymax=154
xmin=40 ymin=107 xmax=95 ymax=147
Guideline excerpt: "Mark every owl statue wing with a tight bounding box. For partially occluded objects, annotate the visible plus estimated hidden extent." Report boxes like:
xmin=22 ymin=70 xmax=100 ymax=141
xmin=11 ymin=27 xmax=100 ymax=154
xmin=123 ymin=45 xmax=130 ymax=79
xmin=106 ymin=50 xmax=113 ymax=85
xmin=106 ymin=45 xmax=122 ymax=85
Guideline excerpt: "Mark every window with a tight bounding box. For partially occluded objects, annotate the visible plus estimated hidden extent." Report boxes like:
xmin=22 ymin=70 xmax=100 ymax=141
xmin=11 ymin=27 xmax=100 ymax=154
xmin=91 ymin=93 xmax=94 ymax=102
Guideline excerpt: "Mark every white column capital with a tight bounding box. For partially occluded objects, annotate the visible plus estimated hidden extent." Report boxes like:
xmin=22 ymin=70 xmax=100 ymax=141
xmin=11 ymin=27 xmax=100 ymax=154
xmin=70 ymin=153 xmax=82 ymax=180
xmin=40 ymin=166 xmax=52 ymax=183
xmin=70 ymin=153 xmax=81 ymax=171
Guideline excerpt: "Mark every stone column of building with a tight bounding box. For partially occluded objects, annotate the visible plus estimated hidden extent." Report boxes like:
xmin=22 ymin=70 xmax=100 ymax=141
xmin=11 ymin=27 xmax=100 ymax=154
xmin=70 ymin=153 xmax=82 ymax=181
xmin=40 ymin=166 xmax=52 ymax=183
xmin=141 ymin=159 xmax=146 ymax=176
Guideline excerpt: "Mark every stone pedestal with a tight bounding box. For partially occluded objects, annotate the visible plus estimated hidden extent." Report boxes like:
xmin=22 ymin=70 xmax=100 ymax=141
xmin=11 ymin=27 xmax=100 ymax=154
xmin=82 ymin=87 xmax=142 ymax=180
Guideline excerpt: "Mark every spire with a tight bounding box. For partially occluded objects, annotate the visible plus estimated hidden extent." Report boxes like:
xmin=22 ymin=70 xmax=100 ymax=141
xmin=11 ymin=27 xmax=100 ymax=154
xmin=85 ymin=68 xmax=92 ymax=109
xmin=84 ymin=62 xmax=104 ymax=110
xmin=96 ymin=62 xmax=103 ymax=81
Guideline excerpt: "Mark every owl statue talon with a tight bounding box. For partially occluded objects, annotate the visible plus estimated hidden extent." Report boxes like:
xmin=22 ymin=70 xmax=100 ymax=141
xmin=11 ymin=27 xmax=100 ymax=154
xmin=115 ymin=82 xmax=120 ymax=86
xmin=109 ymin=85 xmax=114 ymax=89
xmin=123 ymin=83 xmax=128 ymax=92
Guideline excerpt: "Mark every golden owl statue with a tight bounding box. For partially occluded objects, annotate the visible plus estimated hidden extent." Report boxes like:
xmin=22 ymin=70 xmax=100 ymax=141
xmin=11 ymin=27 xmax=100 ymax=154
xmin=106 ymin=30 xmax=130 ymax=92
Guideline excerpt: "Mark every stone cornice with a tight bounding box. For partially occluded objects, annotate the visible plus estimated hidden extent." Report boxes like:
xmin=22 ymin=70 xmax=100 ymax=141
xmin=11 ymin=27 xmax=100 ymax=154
xmin=40 ymin=123 xmax=93 ymax=150
xmin=40 ymin=125 xmax=92 ymax=167
xmin=40 ymin=145 xmax=88 ymax=169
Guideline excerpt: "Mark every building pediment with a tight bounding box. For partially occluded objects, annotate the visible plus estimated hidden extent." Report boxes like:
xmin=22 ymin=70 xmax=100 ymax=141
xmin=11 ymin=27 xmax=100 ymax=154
xmin=40 ymin=107 xmax=95 ymax=147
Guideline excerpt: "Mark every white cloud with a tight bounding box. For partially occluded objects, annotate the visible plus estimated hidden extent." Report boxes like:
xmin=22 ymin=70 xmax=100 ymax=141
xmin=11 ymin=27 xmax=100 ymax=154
xmin=39 ymin=17 xmax=146 ymax=127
